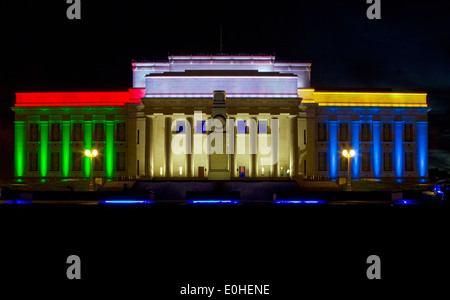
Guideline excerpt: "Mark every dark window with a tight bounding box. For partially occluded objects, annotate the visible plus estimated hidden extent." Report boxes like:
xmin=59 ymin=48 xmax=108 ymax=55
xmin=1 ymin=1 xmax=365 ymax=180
xmin=94 ymin=123 xmax=104 ymax=141
xmin=50 ymin=152 xmax=60 ymax=171
xmin=237 ymin=120 xmax=247 ymax=134
xmin=362 ymin=152 xmax=371 ymax=171
xmin=339 ymin=123 xmax=349 ymax=141
xmin=361 ymin=124 xmax=371 ymax=141
xmin=116 ymin=123 xmax=126 ymax=141
xmin=72 ymin=123 xmax=82 ymax=141
xmin=72 ymin=152 xmax=82 ymax=171
xmin=340 ymin=156 xmax=348 ymax=171
xmin=383 ymin=152 xmax=392 ymax=171
xmin=405 ymin=152 xmax=415 ymax=171
xmin=176 ymin=120 xmax=185 ymax=133
xmin=50 ymin=123 xmax=61 ymax=141
xmin=29 ymin=152 xmax=38 ymax=171
xmin=318 ymin=123 xmax=327 ymax=141
xmin=29 ymin=124 xmax=39 ymax=141
xmin=117 ymin=152 xmax=126 ymax=171
xmin=303 ymin=160 xmax=307 ymax=174
xmin=94 ymin=154 xmax=103 ymax=171
xmin=137 ymin=160 xmax=140 ymax=175
xmin=382 ymin=124 xmax=393 ymax=142
xmin=258 ymin=120 xmax=268 ymax=134
xmin=304 ymin=129 xmax=307 ymax=144
xmin=196 ymin=120 xmax=206 ymax=133
xmin=137 ymin=129 xmax=140 ymax=144
xmin=404 ymin=124 xmax=413 ymax=142
xmin=318 ymin=152 xmax=327 ymax=171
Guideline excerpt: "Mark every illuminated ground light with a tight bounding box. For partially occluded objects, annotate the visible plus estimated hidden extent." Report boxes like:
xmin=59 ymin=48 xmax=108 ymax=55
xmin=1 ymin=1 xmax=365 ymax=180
xmin=274 ymin=200 xmax=326 ymax=204
xmin=99 ymin=200 xmax=154 ymax=204
xmin=392 ymin=199 xmax=417 ymax=205
xmin=187 ymin=200 xmax=240 ymax=204
xmin=3 ymin=200 xmax=32 ymax=205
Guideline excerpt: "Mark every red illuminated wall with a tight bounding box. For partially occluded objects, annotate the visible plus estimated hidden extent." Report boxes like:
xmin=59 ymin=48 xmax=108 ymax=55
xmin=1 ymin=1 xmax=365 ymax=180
xmin=15 ymin=89 xmax=145 ymax=107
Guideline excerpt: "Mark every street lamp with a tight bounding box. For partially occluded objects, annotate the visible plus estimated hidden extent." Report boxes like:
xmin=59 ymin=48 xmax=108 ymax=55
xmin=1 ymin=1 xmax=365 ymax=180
xmin=342 ymin=149 xmax=355 ymax=191
xmin=85 ymin=149 xmax=98 ymax=191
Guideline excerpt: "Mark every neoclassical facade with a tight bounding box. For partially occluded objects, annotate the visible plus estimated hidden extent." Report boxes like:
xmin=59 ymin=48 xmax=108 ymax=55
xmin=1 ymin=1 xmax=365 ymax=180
xmin=13 ymin=55 xmax=428 ymax=182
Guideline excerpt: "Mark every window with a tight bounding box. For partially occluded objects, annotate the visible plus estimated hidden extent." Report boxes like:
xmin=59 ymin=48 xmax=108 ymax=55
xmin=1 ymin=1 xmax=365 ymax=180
xmin=137 ymin=129 xmax=140 ymax=144
xmin=72 ymin=152 xmax=82 ymax=171
xmin=29 ymin=124 xmax=39 ymax=141
xmin=339 ymin=123 xmax=349 ymax=141
xmin=72 ymin=123 xmax=83 ymax=141
xmin=382 ymin=124 xmax=393 ymax=141
xmin=318 ymin=152 xmax=327 ymax=171
xmin=116 ymin=152 xmax=126 ymax=171
xmin=405 ymin=152 xmax=414 ymax=171
xmin=383 ymin=152 xmax=392 ymax=171
xmin=404 ymin=124 xmax=413 ymax=142
xmin=304 ymin=130 xmax=307 ymax=144
xmin=237 ymin=120 xmax=247 ymax=133
xmin=258 ymin=120 xmax=268 ymax=134
xmin=50 ymin=152 xmax=60 ymax=171
xmin=176 ymin=120 xmax=185 ymax=133
xmin=340 ymin=156 xmax=348 ymax=171
xmin=196 ymin=120 xmax=206 ymax=133
xmin=303 ymin=160 xmax=307 ymax=174
xmin=50 ymin=123 xmax=61 ymax=141
xmin=361 ymin=124 xmax=371 ymax=141
xmin=94 ymin=123 xmax=104 ymax=141
xmin=94 ymin=154 xmax=103 ymax=171
xmin=29 ymin=152 xmax=38 ymax=171
xmin=362 ymin=152 xmax=371 ymax=171
xmin=116 ymin=123 xmax=126 ymax=141
xmin=318 ymin=123 xmax=327 ymax=141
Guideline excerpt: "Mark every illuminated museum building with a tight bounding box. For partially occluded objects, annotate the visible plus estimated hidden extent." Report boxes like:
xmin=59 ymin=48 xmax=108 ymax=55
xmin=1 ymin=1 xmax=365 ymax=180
xmin=13 ymin=55 xmax=429 ymax=182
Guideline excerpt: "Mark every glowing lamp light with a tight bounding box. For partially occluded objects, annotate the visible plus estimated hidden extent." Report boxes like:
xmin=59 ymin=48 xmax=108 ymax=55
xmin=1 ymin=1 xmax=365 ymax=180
xmin=85 ymin=149 xmax=98 ymax=157
xmin=342 ymin=149 xmax=355 ymax=158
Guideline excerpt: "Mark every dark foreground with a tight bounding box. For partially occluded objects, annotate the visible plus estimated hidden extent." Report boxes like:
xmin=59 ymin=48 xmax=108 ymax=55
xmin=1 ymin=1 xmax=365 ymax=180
xmin=0 ymin=202 xmax=448 ymax=297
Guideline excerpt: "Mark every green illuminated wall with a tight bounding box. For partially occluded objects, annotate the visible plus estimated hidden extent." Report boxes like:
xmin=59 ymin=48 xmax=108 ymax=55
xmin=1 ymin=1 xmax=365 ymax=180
xmin=62 ymin=121 xmax=70 ymax=177
xmin=40 ymin=121 xmax=48 ymax=178
xmin=84 ymin=121 xmax=92 ymax=178
xmin=14 ymin=121 xmax=26 ymax=178
xmin=105 ymin=120 xmax=114 ymax=179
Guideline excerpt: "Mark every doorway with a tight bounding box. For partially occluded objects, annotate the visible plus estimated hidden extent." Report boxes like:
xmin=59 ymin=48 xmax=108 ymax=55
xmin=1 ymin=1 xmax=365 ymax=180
xmin=239 ymin=166 xmax=245 ymax=178
xmin=198 ymin=166 xmax=205 ymax=178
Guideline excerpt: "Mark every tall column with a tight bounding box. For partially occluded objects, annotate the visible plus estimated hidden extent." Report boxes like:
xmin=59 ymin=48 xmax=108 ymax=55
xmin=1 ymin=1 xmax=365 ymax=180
xmin=291 ymin=116 xmax=298 ymax=178
xmin=84 ymin=120 xmax=92 ymax=178
xmin=249 ymin=116 xmax=257 ymax=177
xmin=105 ymin=120 xmax=114 ymax=180
xmin=186 ymin=116 xmax=194 ymax=178
xmin=14 ymin=121 xmax=26 ymax=179
xmin=394 ymin=121 xmax=404 ymax=179
xmin=372 ymin=120 xmax=381 ymax=179
xmin=271 ymin=117 xmax=279 ymax=178
xmin=40 ymin=120 xmax=49 ymax=178
xmin=227 ymin=117 xmax=236 ymax=178
xmin=145 ymin=116 xmax=152 ymax=177
xmin=329 ymin=120 xmax=338 ymax=180
xmin=165 ymin=116 xmax=172 ymax=177
xmin=351 ymin=120 xmax=360 ymax=180
xmin=62 ymin=120 xmax=70 ymax=178
xmin=416 ymin=121 xmax=428 ymax=179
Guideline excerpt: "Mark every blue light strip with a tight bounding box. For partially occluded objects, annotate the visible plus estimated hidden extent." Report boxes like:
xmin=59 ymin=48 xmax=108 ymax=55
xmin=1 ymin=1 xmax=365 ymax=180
xmin=372 ymin=121 xmax=381 ymax=178
xmin=416 ymin=121 xmax=428 ymax=179
xmin=393 ymin=199 xmax=416 ymax=205
xmin=329 ymin=121 xmax=338 ymax=180
xmin=351 ymin=121 xmax=360 ymax=179
xmin=394 ymin=121 xmax=404 ymax=179
xmin=187 ymin=200 xmax=239 ymax=204
xmin=99 ymin=200 xmax=153 ymax=204
xmin=274 ymin=200 xmax=326 ymax=204
xmin=3 ymin=200 xmax=32 ymax=205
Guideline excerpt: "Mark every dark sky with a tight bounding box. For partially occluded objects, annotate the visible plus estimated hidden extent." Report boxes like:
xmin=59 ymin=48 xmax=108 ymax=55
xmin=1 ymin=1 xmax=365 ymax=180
xmin=1 ymin=0 xmax=450 ymax=181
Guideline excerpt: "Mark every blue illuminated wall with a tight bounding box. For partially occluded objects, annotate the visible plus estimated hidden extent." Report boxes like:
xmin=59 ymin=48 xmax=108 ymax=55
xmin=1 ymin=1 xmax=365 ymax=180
xmin=351 ymin=121 xmax=360 ymax=179
xmin=416 ymin=121 xmax=428 ymax=178
xmin=372 ymin=121 xmax=381 ymax=178
xmin=329 ymin=121 xmax=338 ymax=180
xmin=394 ymin=121 xmax=404 ymax=178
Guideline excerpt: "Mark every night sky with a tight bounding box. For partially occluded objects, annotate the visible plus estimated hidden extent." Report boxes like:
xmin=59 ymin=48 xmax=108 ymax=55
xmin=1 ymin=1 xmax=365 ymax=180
xmin=1 ymin=0 xmax=449 ymax=182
